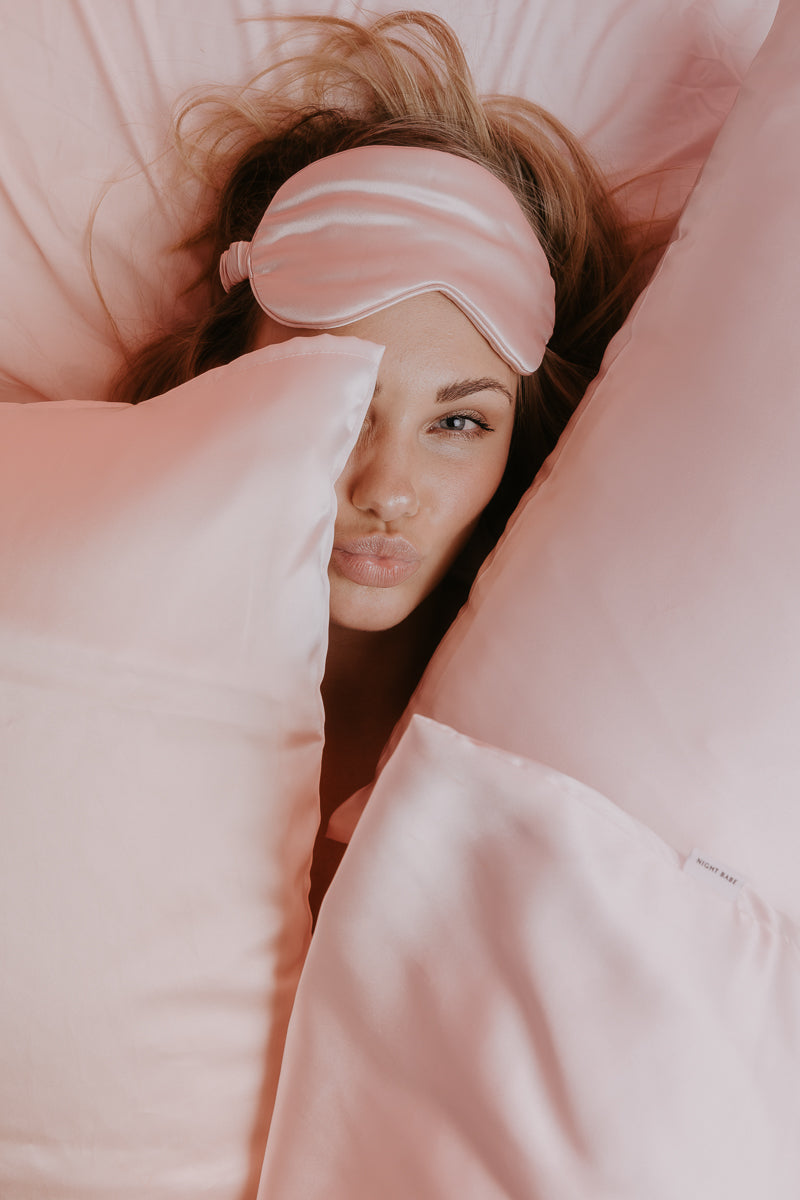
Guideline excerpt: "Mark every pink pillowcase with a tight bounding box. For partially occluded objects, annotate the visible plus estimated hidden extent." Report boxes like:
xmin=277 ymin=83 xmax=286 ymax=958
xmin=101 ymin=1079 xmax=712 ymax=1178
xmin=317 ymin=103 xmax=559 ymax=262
xmin=0 ymin=337 xmax=379 ymax=1199
xmin=359 ymin=0 xmax=800 ymax=925
xmin=0 ymin=0 xmax=773 ymax=404
xmin=259 ymin=715 xmax=800 ymax=1198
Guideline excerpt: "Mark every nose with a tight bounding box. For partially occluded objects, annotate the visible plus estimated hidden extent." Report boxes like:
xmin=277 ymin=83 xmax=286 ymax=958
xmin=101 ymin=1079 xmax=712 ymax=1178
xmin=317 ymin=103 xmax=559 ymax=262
xmin=343 ymin=425 xmax=419 ymax=524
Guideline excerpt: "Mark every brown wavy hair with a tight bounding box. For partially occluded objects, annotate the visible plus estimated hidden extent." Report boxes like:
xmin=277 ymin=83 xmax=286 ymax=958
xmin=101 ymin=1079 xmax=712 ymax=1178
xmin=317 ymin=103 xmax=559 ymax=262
xmin=110 ymin=10 xmax=664 ymax=535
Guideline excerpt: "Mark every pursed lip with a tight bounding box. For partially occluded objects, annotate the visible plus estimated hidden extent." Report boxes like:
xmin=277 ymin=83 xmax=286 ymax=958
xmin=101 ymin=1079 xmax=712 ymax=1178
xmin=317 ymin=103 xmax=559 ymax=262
xmin=330 ymin=534 xmax=422 ymax=588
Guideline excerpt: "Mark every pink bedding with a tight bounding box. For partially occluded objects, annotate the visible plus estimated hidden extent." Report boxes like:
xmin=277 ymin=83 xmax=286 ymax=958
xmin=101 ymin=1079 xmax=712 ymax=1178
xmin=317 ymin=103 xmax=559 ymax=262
xmin=1 ymin=2 xmax=794 ymax=1198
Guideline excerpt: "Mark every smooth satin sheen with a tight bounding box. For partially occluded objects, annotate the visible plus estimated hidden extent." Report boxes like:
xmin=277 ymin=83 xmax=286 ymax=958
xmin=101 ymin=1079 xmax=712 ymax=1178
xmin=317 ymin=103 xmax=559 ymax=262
xmin=0 ymin=339 xmax=380 ymax=1200
xmin=219 ymin=146 xmax=556 ymax=375
xmin=258 ymin=716 xmax=800 ymax=1198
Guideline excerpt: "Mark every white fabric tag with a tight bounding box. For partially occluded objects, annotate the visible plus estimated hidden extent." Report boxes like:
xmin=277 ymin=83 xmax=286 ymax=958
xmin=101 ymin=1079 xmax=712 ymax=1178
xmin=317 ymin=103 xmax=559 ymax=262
xmin=683 ymin=848 xmax=746 ymax=901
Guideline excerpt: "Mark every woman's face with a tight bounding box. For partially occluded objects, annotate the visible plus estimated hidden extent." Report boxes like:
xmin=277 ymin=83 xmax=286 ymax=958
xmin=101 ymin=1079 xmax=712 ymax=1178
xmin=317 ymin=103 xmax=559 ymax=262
xmin=254 ymin=292 xmax=518 ymax=631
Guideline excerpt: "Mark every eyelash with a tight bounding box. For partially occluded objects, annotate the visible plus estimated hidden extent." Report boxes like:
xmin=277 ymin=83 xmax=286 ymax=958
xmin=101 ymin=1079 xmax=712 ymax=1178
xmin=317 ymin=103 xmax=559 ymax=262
xmin=434 ymin=411 xmax=495 ymax=438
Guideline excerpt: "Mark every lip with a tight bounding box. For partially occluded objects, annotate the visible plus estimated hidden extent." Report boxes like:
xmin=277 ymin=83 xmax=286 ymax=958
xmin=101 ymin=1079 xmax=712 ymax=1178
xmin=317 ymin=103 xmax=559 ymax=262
xmin=331 ymin=534 xmax=422 ymax=589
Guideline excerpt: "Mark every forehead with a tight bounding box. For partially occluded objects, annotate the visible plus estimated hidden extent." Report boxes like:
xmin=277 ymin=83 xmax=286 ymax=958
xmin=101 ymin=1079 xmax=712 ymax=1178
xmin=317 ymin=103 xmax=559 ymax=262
xmin=254 ymin=292 xmax=520 ymax=392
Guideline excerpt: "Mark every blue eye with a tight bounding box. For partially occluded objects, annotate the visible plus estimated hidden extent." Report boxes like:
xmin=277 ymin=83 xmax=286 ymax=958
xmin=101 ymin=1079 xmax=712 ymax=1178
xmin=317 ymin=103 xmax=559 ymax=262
xmin=437 ymin=412 xmax=493 ymax=435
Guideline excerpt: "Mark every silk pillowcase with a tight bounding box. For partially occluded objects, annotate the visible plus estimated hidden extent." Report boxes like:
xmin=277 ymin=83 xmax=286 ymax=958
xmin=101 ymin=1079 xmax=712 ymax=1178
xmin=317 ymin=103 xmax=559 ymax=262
xmin=0 ymin=336 xmax=380 ymax=1200
xmin=259 ymin=715 xmax=800 ymax=1199
xmin=0 ymin=0 xmax=773 ymax=405
xmin=340 ymin=0 xmax=800 ymax=924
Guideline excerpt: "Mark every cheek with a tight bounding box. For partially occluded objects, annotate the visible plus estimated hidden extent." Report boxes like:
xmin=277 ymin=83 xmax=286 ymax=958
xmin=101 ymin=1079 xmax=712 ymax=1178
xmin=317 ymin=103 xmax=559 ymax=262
xmin=434 ymin=440 xmax=512 ymax=542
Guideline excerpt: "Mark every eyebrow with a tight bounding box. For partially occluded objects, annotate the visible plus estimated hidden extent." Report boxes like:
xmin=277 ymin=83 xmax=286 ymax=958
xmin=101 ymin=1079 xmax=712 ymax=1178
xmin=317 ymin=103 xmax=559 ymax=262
xmin=373 ymin=377 xmax=515 ymax=405
xmin=435 ymin=378 xmax=516 ymax=406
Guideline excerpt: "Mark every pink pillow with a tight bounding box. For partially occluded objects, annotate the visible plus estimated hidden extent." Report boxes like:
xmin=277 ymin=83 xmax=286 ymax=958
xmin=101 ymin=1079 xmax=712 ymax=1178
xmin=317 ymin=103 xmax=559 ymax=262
xmin=360 ymin=0 xmax=800 ymax=925
xmin=259 ymin=715 xmax=800 ymax=1198
xmin=0 ymin=336 xmax=380 ymax=1199
xmin=0 ymin=0 xmax=773 ymax=404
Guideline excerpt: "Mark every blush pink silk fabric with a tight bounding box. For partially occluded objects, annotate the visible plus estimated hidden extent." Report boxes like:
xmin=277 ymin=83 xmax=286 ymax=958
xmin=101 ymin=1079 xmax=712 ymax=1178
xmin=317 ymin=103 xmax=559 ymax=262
xmin=220 ymin=146 xmax=556 ymax=374
xmin=329 ymin=0 xmax=800 ymax=931
xmin=0 ymin=1 xmax=773 ymax=406
xmin=258 ymin=716 xmax=800 ymax=1199
xmin=0 ymin=339 xmax=381 ymax=1200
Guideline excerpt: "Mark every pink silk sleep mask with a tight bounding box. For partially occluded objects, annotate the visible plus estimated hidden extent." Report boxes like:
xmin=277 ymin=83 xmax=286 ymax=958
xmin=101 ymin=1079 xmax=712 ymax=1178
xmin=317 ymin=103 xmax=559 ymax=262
xmin=218 ymin=145 xmax=555 ymax=375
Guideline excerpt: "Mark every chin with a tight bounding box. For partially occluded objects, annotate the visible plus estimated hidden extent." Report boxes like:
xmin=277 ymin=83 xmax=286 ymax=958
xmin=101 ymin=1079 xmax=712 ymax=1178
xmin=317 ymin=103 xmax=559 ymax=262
xmin=328 ymin=577 xmax=427 ymax=633
xmin=329 ymin=598 xmax=417 ymax=633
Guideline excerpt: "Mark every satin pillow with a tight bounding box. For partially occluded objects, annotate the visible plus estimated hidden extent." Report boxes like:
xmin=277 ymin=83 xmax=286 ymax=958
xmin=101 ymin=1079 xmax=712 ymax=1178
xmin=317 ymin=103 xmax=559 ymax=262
xmin=333 ymin=0 xmax=800 ymax=925
xmin=0 ymin=0 xmax=773 ymax=404
xmin=259 ymin=715 xmax=800 ymax=1198
xmin=0 ymin=336 xmax=379 ymax=1200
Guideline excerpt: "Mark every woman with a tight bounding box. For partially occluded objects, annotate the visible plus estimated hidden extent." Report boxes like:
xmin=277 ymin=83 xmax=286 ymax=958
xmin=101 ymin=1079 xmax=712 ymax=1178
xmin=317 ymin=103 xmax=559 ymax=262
xmin=110 ymin=11 xmax=660 ymax=914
